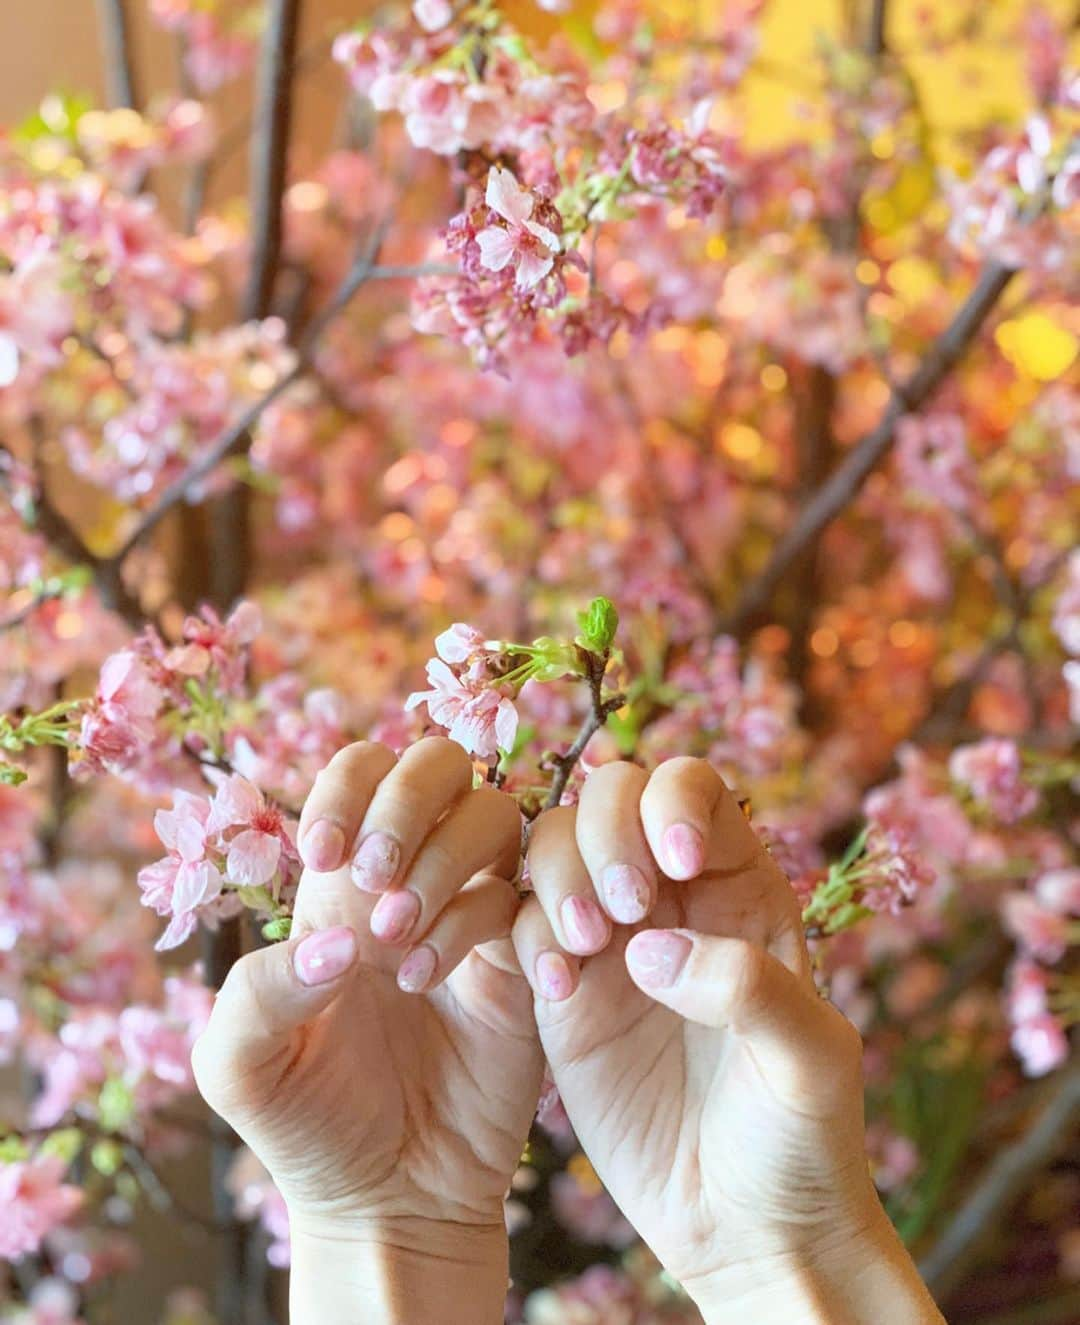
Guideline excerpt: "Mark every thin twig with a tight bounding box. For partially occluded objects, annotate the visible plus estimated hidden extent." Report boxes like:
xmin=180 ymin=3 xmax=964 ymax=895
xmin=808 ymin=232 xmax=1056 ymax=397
xmin=95 ymin=0 xmax=140 ymax=110
xmin=917 ymin=1063 xmax=1080 ymax=1300
xmin=723 ymin=260 xmax=1015 ymax=633
xmin=868 ymin=0 xmax=889 ymax=57
xmin=543 ymin=653 xmax=624 ymax=811
xmin=109 ymin=218 xmax=395 ymax=564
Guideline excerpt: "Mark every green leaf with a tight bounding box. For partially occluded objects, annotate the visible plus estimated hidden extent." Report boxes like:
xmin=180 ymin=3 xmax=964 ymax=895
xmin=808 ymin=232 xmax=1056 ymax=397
xmin=91 ymin=1139 xmax=123 ymax=1177
xmin=0 ymin=760 xmax=28 ymax=786
xmin=98 ymin=1077 xmax=135 ymax=1132
xmin=576 ymin=597 xmax=619 ymax=654
xmin=262 ymin=915 xmax=292 ymax=942
xmin=41 ymin=1127 xmax=83 ymax=1165
xmin=0 ymin=1135 xmax=30 ymax=1163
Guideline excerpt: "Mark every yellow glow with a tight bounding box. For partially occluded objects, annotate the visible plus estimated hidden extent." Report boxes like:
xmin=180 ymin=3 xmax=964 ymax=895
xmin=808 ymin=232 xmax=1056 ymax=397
xmin=888 ymin=620 xmax=918 ymax=649
xmin=887 ymin=256 xmax=938 ymax=305
xmin=705 ymin=234 xmax=728 ymax=261
xmin=856 ymin=260 xmax=880 ymax=286
xmin=761 ymin=363 xmax=787 ymax=391
xmin=567 ymin=1153 xmax=603 ymax=1195
xmin=287 ymin=181 xmax=329 ymax=212
xmin=379 ymin=512 xmax=414 ymax=541
xmin=54 ymin=611 xmax=83 ymax=639
xmin=995 ymin=313 xmax=1078 ymax=382
xmin=586 ymin=79 xmax=628 ymax=114
xmin=810 ymin=626 xmax=839 ymax=658
xmin=851 ymin=639 xmax=879 ymax=669
xmin=719 ymin=422 xmax=763 ymax=462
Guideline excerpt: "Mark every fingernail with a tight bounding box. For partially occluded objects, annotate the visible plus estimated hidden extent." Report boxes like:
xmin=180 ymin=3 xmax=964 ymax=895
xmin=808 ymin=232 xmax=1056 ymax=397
xmin=560 ymin=895 xmax=609 ymax=955
xmin=301 ymin=819 xmax=346 ymax=872
xmin=397 ymin=944 xmax=437 ymax=994
xmin=626 ymin=930 xmax=692 ymax=989
xmin=662 ymin=823 xmax=706 ymax=880
xmin=601 ymin=862 xmax=651 ymax=924
xmin=370 ymin=889 xmax=421 ymax=944
xmin=293 ymin=927 xmax=357 ymax=987
xmin=536 ymin=950 xmax=574 ymax=1001
xmin=351 ymin=832 xmax=400 ymax=894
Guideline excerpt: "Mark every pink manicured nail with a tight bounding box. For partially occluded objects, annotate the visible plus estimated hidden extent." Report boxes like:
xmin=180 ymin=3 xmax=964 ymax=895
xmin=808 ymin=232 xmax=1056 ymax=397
xmin=301 ymin=819 xmax=346 ymax=872
xmin=536 ymin=950 xmax=574 ymax=1001
xmin=293 ymin=927 xmax=357 ymax=987
xmin=370 ymin=889 xmax=421 ymax=943
xmin=397 ymin=944 xmax=437 ymax=994
xmin=351 ymin=832 xmax=400 ymax=894
xmin=601 ymin=862 xmax=651 ymax=924
xmin=662 ymin=823 xmax=706 ymax=880
xmin=625 ymin=930 xmax=692 ymax=989
xmin=560 ymin=895 xmax=609 ymax=955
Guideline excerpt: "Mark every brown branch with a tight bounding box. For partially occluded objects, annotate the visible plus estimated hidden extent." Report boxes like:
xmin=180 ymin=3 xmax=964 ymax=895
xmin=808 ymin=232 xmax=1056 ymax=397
xmin=917 ymin=1062 xmax=1080 ymax=1300
xmin=868 ymin=0 xmax=889 ymax=57
xmin=108 ymin=219 xmax=394 ymax=566
xmin=244 ymin=0 xmax=303 ymax=322
xmin=723 ymin=260 xmax=1015 ymax=634
xmin=95 ymin=0 xmax=140 ymax=110
xmin=543 ymin=653 xmax=624 ymax=811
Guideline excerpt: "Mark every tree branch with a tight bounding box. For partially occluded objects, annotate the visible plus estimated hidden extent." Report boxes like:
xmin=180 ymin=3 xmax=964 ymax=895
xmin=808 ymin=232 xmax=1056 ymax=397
xmin=95 ymin=0 xmax=140 ymax=111
xmin=109 ymin=219 xmax=394 ymax=567
xmin=723 ymin=260 xmax=1014 ymax=633
xmin=917 ymin=1063 xmax=1080 ymax=1300
xmin=543 ymin=654 xmax=624 ymax=811
xmin=868 ymin=0 xmax=889 ymax=57
xmin=244 ymin=0 xmax=302 ymax=322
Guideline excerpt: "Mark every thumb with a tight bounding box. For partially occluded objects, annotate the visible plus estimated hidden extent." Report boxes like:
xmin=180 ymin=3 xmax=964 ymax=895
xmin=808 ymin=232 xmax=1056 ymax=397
xmin=191 ymin=926 xmax=357 ymax=1122
xmin=624 ymin=928 xmax=834 ymax=1079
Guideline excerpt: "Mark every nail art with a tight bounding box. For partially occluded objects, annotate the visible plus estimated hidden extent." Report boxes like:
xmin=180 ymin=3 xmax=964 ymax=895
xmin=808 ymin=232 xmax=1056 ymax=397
xmin=370 ymin=888 xmax=421 ymax=943
xmin=351 ymin=832 xmax=400 ymax=894
xmin=625 ymin=930 xmax=692 ymax=990
xmin=661 ymin=822 xmax=706 ymax=880
xmin=397 ymin=944 xmax=437 ymax=993
xmin=536 ymin=950 xmax=574 ymax=1001
xmin=601 ymin=862 xmax=651 ymax=924
xmin=560 ymin=895 xmax=609 ymax=955
xmin=300 ymin=819 xmax=346 ymax=872
xmin=293 ymin=927 xmax=357 ymax=987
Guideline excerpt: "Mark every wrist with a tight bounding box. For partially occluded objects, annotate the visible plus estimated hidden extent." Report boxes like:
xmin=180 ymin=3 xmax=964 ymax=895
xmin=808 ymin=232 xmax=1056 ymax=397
xmin=684 ymin=1201 xmax=944 ymax=1325
xmin=288 ymin=1216 xmax=509 ymax=1325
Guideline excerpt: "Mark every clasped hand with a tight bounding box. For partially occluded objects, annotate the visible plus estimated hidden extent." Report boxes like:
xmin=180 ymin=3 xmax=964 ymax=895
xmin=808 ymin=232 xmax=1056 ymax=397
xmin=192 ymin=738 xmax=944 ymax=1325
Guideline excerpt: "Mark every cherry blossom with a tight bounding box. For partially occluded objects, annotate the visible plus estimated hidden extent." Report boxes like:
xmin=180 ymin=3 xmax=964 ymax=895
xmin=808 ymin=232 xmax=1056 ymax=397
xmin=0 ymin=1155 xmax=84 ymax=1260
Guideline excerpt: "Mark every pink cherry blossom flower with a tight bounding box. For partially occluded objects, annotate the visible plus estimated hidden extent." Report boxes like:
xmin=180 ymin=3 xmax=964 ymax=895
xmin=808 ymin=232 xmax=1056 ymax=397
xmin=476 ymin=167 xmax=561 ymax=290
xmin=406 ymin=658 xmax=519 ymax=758
xmin=0 ymin=1155 xmax=84 ymax=1260
xmin=1001 ymin=892 xmax=1071 ymax=963
xmin=77 ymin=650 xmax=165 ymax=776
xmin=139 ymin=790 xmax=223 ymax=951
xmin=413 ymin=0 xmax=453 ymax=31
xmin=1011 ymin=1011 xmax=1069 ymax=1076
xmin=1035 ymin=867 xmax=1080 ymax=915
xmin=949 ymin=738 xmax=1039 ymax=825
xmin=206 ymin=773 xmax=290 ymax=888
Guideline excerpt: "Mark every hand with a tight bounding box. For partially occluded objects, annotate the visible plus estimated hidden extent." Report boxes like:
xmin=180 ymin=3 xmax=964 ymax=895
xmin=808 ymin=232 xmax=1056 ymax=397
xmin=512 ymin=757 xmax=943 ymax=1324
xmin=192 ymin=738 xmax=542 ymax=1323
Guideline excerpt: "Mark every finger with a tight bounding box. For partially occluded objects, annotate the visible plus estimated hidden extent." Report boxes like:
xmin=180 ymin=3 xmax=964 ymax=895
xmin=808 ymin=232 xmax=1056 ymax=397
xmin=576 ymin=761 xmax=657 ymax=923
xmin=624 ymin=928 xmax=828 ymax=1078
xmin=297 ymin=742 xmax=397 ymax=872
xmin=640 ymin=757 xmax=755 ymax=880
xmin=368 ymin=786 xmax=521 ymax=947
xmin=512 ymin=893 xmax=581 ymax=1003
xmin=350 ymin=737 xmax=475 ymax=894
xmin=191 ymin=927 xmax=357 ymax=1120
xmin=526 ymin=807 xmax=611 ymax=957
xmin=395 ymin=873 xmax=517 ymax=994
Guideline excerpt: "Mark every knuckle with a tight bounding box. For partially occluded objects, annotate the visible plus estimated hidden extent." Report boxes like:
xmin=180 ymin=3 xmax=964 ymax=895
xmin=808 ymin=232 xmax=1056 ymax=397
xmin=323 ymin=740 xmax=396 ymax=784
xmin=400 ymin=735 xmax=474 ymax=782
xmin=527 ymin=804 xmax=576 ymax=859
xmin=725 ymin=939 xmax=766 ymax=1012
xmin=582 ymin=758 xmax=646 ymax=801
xmin=470 ymin=786 xmax=524 ymax=839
